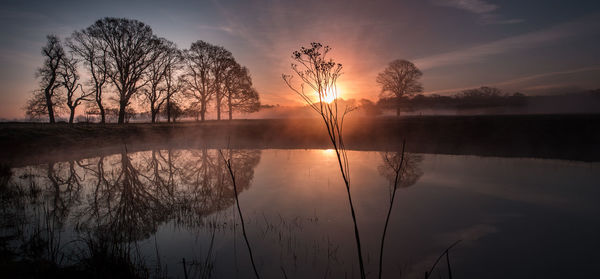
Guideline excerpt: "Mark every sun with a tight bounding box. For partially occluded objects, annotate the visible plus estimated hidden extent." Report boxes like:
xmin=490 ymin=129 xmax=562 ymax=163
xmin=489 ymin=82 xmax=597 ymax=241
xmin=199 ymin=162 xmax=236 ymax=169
xmin=315 ymin=87 xmax=340 ymax=104
xmin=322 ymin=93 xmax=336 ymax=103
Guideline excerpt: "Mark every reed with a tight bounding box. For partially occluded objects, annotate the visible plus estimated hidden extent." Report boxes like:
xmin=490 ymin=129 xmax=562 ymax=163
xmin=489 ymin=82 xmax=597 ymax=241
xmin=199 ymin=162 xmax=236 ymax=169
xmin=283 ymin=42 xmax=365 ymax=279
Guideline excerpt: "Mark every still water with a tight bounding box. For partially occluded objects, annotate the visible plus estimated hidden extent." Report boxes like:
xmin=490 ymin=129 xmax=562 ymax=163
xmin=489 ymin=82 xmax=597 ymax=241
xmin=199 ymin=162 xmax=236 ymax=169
xmin=1 ymin=149 xmax=599 ymax=278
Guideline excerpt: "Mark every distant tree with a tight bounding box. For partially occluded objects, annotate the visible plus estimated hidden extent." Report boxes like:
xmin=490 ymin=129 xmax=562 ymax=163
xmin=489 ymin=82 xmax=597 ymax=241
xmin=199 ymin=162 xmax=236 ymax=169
xmin=164 ymin=101 xmax=183 ymax=123
xmin=458 ymin=86 xmax=503 ymax=108
xmin=233 ymin=87 xmax=260 ymax=117
xmin=141 ymin=38 xmax=179 ymax=123
xmin=376 ymin=59 xmax=423 ymax=117
xmin=223 ymin=63 xmax=260 ymax=119
xmin=358 ymin=99 xmax=382 ymax=117
xmin=67 ymin=28 xmax=110 ymax=123
xmin=59 ymin=54 xmax=92 ymax=123
xmin=28 ymin=35 xmax=65 ymax=123
xmin=25 ymin=91 xmax=58 ymax=120
xmin=181 ymin=40 xmax=216 ymax=121
xmin=460 ymin=86 xmax=502 ymax=98
xmin=163 ymin=49 xmax=183 ymax=123
xmin=86 ymin=18 xmax=161 ymax=124
xmin=209 ymin=45 xmax=235 ymax=120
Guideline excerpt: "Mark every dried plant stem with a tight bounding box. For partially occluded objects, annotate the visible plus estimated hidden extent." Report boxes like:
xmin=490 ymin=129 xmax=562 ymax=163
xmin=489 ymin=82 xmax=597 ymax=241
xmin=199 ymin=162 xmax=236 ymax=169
xmin=378 ymin=139 xmax=406 ymax=279
xmin=283 ymin=42 xmax=365 ymax=279
xmin=220 ymin=150 xmax=260 ymax=279
xmin=425 ymin=240 xmax=461 ymax=279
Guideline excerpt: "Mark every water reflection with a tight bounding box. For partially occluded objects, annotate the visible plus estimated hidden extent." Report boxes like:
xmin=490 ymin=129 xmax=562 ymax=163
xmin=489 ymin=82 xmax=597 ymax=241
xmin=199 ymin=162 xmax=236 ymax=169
xmin=1 ymin=149 xmax=599 ymax=278
xmin=1 ymin=148 xmax=260 ymax=277
xmin=379 ymin=152 xmax=424 ymax=191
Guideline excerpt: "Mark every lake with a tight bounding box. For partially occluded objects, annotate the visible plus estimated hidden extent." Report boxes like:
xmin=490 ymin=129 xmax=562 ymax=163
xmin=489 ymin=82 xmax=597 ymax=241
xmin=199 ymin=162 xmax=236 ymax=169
xmin=1 ymin=148 xmax=599 ymax=278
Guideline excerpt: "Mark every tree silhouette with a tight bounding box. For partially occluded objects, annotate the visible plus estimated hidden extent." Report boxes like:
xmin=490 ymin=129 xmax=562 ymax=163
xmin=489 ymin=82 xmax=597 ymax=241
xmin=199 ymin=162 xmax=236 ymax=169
xmin=140 ymin=38 xmax=180 ymax=123
xmin=59 ymin=54 xmax=92 ymax=123
xmin=163 ymin=49 xmax=183 ymax=123
xmin=26 ymin=35 xmax=65 ymax=123
xmin=210 ymin=45 xmax=235 ymax=120
xmin=85 ymin=18 xmax=161 ymax=124
xmin=68 ymin=28 xmax=110 ymax=123
xmin=376 ymin=59 xmax=423 ymax=117
xmin=223 ymin=63 xmax=260 ymax=119
xmin=182 ymin=41 xmax=216 ymax=121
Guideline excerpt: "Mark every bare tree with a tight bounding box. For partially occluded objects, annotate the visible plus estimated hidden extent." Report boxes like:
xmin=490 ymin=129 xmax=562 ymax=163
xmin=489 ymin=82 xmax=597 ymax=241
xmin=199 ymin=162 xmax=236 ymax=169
xmin=140 ymin=38 xmax=179 ymax=123
xmin=210 ymin=46 xmax=234 ymax=120
xmin=181 ymin=41 xmax=215 ymax=121
xmin=59 ymin=54 xmax=92 ymax=123
xmin=86 ymin=18 xmax=160 ymax=124
xmin=376 ymin=59 xmax=423 ymax=117
xmin=68 ymin=28 xmax=110 ymax=123
xmin=28 ymin=35 xmax=65 ymax=123
xmin=283 ymin=42 xmax=365 ymax=279
xmin=164 ymin=100 xmax=183 ymax=123
xmin=163 ymin=50 xmax=183 ymax=123
xmin=223 ymin=63 xmax=260 ymax=120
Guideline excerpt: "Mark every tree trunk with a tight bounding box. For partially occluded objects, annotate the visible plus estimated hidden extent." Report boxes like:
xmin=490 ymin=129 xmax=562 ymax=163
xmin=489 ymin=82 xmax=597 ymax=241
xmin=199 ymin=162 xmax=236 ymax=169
xmin=151 ymin=109 xmax=157 ymax=123
xmin=166 ymin=95 xmax=171 ymax=123
xmin=98 ymin=102 xmax=106 ymax=124
xmin=200 ymin=102 xmax=206 ymax=121
xmin=216 ymin=98 xmax=221 ymax=120
xmin=228 ymin=95 xmax=233 ymax=120
xmin=118 ymin=101 xmax=127 ymax=124
xmin=69 ymin=108 xmax=75 ymax=124
xmin=396 ymin=105 xmax=400 ymax=117
xmin=44 ymin=74 xmax=56 ymax=123
xmin=46 ymin=97 xmax=55 ymax=123
xmin=97 ymin=100 xmax=105 ymax=124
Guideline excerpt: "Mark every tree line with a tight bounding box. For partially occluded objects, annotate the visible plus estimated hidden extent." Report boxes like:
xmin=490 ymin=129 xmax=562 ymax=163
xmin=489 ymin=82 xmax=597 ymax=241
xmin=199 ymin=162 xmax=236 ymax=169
xmin=26 ymin=17 xmax=260 ymax=124
xmin=370 ymin=59 xmax=530 ymax=116
xmin=375 ymin=86 xmax=528 ymax=114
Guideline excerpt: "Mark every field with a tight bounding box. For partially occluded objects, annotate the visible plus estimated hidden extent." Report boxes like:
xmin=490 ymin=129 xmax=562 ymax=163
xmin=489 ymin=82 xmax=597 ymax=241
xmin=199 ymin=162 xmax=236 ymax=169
xmin=1 ymin=114 xmax=599 ymax=166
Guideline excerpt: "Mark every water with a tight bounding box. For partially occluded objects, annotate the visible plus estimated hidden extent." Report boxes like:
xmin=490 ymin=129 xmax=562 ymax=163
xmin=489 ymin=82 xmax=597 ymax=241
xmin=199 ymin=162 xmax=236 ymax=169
xmin=1 ymin=148 xmax=599 ymax=278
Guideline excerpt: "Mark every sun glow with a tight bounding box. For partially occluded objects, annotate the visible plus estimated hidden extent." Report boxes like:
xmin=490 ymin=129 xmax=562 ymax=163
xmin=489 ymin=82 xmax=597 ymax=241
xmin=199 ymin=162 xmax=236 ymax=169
xmin=322 ymin=149 xmax=336 ymax=156
xmin=314 ymin=87 xmax=340 ymax=104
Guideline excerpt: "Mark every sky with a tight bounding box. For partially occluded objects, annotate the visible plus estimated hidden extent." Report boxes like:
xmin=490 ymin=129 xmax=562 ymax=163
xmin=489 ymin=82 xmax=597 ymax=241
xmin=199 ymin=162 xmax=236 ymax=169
xmin=1 ymin=0 xmax=600 ymax=119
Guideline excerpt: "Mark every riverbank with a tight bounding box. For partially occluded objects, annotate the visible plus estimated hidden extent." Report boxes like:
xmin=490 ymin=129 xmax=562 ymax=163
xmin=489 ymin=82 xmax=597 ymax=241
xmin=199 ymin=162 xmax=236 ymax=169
xmin=1 ymin=114 xmax=599 ymax=166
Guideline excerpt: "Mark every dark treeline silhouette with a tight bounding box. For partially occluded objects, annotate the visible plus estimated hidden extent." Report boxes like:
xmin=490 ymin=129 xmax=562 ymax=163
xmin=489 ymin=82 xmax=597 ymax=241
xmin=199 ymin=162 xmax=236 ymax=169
xmin=26 ymin=18 xmax=260 ymax=124
xmin=0 ymin=148 xmax=261 ymax=277
xmin=377 ymin=86 xmax=527 ymax=114
xmin=374 ymin=87 xmax=600 ymax=115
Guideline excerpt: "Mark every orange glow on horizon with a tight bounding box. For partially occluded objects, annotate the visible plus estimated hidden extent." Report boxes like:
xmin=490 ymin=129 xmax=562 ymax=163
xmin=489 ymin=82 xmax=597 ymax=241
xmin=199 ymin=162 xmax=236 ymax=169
xmin=322 ymin=149 xmax=335 ymax=156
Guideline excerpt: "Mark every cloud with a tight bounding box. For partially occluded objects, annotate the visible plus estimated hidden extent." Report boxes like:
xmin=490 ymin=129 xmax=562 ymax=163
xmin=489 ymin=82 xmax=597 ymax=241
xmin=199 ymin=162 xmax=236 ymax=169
xmin=413 ymin=15 xmax=600 ymax=70
xmin=424 ymin=65 xmax=600 ymax=95
xmin=480 ymin=14 xmax=525 ymax=25
xmin=432 ymin=0 xmax=497 ymax=14
xmin=494 ymin=66 xmax=600 ymax=87
xmin=432 ymin=0 xmax=522 ymax=25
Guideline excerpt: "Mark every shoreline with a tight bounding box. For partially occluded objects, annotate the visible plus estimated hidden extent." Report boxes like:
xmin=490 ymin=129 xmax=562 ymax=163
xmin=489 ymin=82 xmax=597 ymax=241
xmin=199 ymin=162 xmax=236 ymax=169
xmin=1 ymin=114 xmax=599 ymax=166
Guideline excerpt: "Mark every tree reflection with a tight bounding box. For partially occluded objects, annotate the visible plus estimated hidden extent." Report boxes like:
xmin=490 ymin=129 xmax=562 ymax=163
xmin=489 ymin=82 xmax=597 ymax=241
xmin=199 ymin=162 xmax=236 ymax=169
xmin=0 ymin=148 xmax=261 ymax=276
xmin=378 ymin=152 xmax=423 ymax=192
xmin=377 ymin=150 xmax=423 ymax=278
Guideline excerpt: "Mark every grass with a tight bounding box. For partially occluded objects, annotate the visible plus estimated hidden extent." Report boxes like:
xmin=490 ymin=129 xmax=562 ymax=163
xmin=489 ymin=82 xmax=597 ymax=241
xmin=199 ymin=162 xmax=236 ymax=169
xmin=1 ymin=114 xmax=599 ymax=166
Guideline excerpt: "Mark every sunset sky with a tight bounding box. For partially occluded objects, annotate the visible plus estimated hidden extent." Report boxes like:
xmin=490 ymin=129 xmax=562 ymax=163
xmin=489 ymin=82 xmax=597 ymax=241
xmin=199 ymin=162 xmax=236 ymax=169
xmin=1 ymin=0 xmax=599 ymax=119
